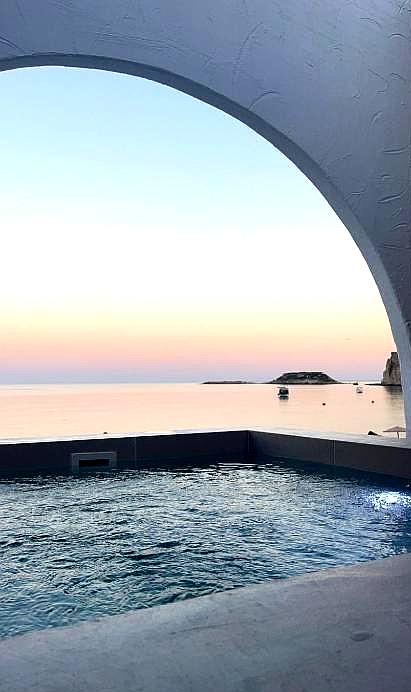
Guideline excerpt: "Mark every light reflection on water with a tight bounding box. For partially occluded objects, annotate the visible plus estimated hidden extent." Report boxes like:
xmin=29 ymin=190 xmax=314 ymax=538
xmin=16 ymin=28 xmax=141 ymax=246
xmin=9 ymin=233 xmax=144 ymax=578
xmin=369 ymin=490 xmax=411 ymax=510
xmin=1 ymin=460 xmax=411 ymax=638
xmin=0 ymin=383 xmax=405 ymax=440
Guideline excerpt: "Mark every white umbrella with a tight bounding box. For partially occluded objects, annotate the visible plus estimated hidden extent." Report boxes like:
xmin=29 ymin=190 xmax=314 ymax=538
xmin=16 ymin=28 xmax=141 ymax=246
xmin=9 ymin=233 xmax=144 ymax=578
xmin=383 ymin=425 xmax=406 ymax=439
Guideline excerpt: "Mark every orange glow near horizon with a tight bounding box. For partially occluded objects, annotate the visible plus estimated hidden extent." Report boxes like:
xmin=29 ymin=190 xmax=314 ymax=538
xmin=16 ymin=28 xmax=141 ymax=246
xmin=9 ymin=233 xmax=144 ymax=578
xmin=0 ymin=286 xmax=393 ymax=382
xmin=0 ymin=67 xmax=396 ymax=383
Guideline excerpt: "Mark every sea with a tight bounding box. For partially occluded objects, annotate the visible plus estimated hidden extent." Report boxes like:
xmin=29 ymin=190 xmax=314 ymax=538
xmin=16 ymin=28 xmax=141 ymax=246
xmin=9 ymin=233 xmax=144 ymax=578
xmin=0 ymin=382 xmax=405 ymax=441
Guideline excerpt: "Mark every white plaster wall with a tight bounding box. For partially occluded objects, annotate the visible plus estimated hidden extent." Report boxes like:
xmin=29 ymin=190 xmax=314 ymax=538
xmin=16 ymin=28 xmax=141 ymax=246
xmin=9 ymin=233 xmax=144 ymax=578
xmin=0 ymin=1 xmax=410 ymax=422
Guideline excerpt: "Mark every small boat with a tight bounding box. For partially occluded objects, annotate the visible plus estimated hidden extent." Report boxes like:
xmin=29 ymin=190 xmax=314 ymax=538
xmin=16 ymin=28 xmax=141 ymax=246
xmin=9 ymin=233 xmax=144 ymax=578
xmin=356 ymin=385 xmax=363 ymax=394
xmin=277 ymin=386 xmax=289 ymax=399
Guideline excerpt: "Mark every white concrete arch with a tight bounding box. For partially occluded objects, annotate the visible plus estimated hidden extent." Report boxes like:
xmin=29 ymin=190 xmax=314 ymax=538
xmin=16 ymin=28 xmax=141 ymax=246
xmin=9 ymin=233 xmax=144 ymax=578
xmin=0 ymin=1 xmax=410 ymax=424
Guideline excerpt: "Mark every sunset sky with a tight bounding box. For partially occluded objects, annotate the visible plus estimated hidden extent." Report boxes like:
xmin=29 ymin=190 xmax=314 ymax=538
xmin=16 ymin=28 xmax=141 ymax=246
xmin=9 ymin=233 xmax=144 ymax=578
xmin=0 ymin=66 xmax=395 ymax=383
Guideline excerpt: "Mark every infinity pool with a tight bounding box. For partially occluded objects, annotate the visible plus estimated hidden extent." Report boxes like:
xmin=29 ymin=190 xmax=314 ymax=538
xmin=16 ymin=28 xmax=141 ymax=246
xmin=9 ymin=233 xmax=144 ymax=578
xmin=2 ymin=461 xmax=411 ymax=638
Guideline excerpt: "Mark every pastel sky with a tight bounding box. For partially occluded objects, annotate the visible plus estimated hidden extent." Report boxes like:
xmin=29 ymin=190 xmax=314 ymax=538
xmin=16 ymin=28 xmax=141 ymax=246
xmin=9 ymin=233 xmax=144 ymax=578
xmin=0 ymin=67 xmax=395 ymax=383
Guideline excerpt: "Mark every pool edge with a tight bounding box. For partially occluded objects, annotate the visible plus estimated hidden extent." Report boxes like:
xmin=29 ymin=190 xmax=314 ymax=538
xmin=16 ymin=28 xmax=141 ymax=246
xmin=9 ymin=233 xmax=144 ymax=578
xmin=1 ymin=553 xmax=410 ymax=692
xmin=1 ymin=428 xmax=410 ymax=480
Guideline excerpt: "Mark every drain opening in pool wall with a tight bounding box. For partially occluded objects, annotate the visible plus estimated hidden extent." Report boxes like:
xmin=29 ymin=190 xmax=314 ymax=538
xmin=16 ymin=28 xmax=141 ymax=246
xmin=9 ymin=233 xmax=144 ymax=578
xmin=70 ymin=452 xmax=117 ymax=473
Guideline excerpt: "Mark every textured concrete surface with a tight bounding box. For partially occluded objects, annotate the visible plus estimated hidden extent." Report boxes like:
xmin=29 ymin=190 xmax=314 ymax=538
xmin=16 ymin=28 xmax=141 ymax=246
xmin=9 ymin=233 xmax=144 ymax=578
xmin=1 ymin=554 xmax=411 ymax=692
xmin=0 ymin=1 xmax=410 ymax=425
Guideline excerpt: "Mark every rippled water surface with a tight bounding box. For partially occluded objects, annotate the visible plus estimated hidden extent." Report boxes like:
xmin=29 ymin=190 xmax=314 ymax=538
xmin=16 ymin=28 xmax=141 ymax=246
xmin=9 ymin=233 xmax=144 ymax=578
xmin=2 ymin=461 xmax=411 ymax=638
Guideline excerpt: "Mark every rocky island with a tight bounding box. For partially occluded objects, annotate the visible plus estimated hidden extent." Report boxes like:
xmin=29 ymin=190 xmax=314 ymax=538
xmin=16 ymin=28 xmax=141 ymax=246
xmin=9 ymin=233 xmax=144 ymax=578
xmin=202 ymin=372 xmax=340 ymax=385
xmin=267 ymin=372 xmax=340 ymax=385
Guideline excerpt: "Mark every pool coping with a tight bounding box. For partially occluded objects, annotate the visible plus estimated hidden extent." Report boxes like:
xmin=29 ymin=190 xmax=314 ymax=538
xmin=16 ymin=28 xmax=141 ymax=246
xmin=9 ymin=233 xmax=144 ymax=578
xmin=0 ymin=427 xmax=410 ymax=479
xmin=1 ymin=553 xmax=411 ymax=692
xmin=0 ymin=425 xmax=409 ymax=446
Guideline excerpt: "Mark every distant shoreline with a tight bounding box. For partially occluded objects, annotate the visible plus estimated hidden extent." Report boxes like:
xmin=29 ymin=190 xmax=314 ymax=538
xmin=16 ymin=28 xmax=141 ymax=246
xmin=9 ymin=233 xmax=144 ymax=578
xmin=202 ymin=381 xmax=341 ymax=385
xmin=202 ymin=381 xmax=402 ymax=387
xmin=203 ymin=371 xmax=340 ymax=385
xmin=202 ymin=381 xmax=257 ymax=385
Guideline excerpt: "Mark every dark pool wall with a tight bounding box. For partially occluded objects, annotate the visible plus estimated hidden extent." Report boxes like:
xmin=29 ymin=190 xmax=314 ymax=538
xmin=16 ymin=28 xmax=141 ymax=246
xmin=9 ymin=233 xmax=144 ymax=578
xmin=249 ymin=431 xmax=411 ymax=480
xmin=0 ymin=429 xmax=411 ymax=480
xmin=0 ymin=431 xmax=249 ymax=476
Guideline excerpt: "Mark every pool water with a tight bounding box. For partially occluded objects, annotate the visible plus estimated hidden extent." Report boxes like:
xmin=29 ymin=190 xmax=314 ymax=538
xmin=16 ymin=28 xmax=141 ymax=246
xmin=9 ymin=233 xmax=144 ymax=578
xmin=2 ymin=461 xmax=411 ymax=638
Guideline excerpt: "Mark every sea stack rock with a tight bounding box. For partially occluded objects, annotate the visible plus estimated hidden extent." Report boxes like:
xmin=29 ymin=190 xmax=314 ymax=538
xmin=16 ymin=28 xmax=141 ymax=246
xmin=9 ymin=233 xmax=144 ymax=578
xmin=381 ymin=352 xmax=402 ymax=386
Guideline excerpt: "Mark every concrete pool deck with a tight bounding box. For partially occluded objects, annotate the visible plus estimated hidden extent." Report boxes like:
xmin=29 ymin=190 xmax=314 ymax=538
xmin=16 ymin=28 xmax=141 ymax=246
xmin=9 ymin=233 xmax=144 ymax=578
xmin=1 ymin=553 xmax=411 ymax=692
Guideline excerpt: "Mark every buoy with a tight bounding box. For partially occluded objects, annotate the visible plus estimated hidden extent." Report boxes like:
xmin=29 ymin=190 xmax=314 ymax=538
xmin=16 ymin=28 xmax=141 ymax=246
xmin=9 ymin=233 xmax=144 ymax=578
xmin=371 ymin=400 xmax=375 ymax=404
xmin=322 ymin=402 xmax=326 ymax=406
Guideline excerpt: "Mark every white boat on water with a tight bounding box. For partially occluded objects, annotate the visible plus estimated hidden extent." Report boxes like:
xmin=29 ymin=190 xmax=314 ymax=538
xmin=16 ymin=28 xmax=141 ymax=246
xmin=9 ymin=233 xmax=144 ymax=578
xmin=277 ymin=387 xmax=289 ymax=399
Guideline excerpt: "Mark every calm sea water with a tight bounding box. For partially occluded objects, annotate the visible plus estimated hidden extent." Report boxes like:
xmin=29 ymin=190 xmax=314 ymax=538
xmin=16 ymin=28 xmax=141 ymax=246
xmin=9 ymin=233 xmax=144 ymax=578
xmin=0 ymin=383 xmax=404 ymax=440
xmin=2 ymin=461 xmax=411 ymax=638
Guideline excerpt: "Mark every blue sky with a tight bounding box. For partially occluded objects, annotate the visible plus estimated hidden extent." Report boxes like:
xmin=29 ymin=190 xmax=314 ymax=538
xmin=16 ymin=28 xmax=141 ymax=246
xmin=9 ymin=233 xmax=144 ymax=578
xmin=0 ymin=66 xmax=395 ymax=382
